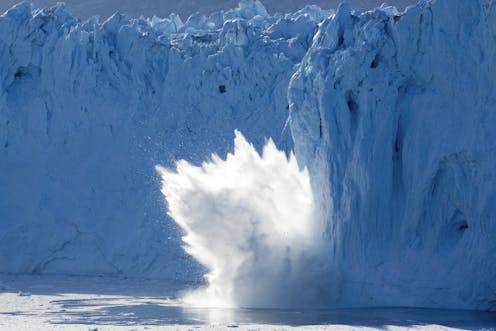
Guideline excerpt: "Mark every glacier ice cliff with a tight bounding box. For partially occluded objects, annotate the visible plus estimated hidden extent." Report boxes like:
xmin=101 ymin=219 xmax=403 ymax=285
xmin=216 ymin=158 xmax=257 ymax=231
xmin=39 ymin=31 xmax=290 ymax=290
xmin=0 ymin=0 xmax=495 ymax=310
xmin=289 ymin=1 xmax=496 ymax=310
xmin=0 ymin=1 xmax=326 ymax=279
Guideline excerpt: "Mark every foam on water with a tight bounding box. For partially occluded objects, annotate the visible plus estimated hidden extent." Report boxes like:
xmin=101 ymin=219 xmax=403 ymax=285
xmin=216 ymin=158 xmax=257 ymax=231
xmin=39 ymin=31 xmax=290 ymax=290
xmin=156 ymin=130 xmax=335 ymax=308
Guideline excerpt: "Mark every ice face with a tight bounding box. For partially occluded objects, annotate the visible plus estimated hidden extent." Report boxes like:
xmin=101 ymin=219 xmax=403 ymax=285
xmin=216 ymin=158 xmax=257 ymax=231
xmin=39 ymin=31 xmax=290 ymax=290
xmin=0 ymin=1 xmax=322 ymax=280
xmin=0 ymin=0 xmax=495 ymax=311
xmin=289 ymin=0 xmax=496 ymax=310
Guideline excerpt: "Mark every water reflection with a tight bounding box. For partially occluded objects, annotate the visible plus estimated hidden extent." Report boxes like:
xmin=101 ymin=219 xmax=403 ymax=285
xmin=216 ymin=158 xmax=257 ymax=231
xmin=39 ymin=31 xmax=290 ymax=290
xmin=2 ymin=274 xmax=495 ymax=328
xmin=45 ymin=296 xmax=496 ymax=327
xmin=180 ymin=306 xmax=496 ymax=327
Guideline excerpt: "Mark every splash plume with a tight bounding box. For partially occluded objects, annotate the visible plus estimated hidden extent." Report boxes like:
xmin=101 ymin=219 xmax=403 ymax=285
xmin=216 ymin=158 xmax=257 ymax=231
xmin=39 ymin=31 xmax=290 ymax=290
xmin=156 ymin=130 xmax=334 ymax=308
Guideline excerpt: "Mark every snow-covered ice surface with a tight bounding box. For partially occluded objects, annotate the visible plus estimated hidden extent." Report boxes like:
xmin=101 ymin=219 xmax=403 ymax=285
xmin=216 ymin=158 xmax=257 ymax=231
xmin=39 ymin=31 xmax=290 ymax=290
xmin=1 ymin=274 xmax=496 ymax=330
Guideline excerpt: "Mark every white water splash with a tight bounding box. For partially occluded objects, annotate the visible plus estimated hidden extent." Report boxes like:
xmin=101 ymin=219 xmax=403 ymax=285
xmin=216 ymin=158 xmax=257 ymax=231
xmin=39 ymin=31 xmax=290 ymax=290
xmin=156 ymin=130 xmax=335 ymax=308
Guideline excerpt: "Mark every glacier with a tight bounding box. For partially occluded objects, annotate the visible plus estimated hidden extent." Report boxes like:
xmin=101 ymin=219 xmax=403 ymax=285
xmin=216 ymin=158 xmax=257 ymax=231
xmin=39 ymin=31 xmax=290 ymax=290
xmin=0 ymin=0 xmax=326 ymax=280
xmin=289 ymin=1 xmax=496 ymax=309
xmin=0 ymin=0 xmax=495 ymax=311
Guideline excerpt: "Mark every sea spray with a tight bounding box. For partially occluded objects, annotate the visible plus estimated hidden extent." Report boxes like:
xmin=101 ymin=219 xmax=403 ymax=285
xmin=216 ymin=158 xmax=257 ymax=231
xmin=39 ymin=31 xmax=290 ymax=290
xmin=156 ymin=130 xmax=335 ymax=308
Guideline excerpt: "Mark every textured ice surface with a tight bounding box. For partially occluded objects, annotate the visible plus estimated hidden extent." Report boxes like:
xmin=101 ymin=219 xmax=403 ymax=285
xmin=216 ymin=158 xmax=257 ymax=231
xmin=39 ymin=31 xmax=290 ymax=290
xmin=289 ymin=0 xmax=496 ymax=310
xmin=0 ymin=0 xmax=323 ymax=279
xmin=0 ymin=0 xmax=495 ymax=310
xmin=0 ymin=0 xmax=415 ymax=21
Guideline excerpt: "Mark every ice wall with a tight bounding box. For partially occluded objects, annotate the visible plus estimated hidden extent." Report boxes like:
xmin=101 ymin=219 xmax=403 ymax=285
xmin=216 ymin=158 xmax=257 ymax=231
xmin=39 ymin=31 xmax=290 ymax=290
xmin=0 ymin=1 xmax=327 ymax=278
xmin=289 ymin=0 xmax=496 ymax=310
xmin=1 ymin=0 xmax=495 ymax=311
